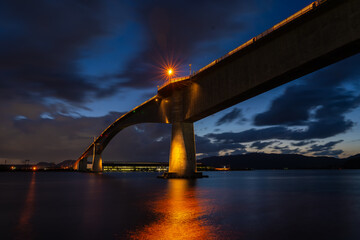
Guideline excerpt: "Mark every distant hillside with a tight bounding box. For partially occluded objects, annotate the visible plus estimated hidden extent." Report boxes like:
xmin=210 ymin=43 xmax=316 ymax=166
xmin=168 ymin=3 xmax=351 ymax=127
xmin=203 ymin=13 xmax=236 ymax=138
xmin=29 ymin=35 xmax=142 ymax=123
xmin=199 ymin=153 xmax=348 ymax=169
xmin=34 ymin=154 xmax=360 ymax=170
xmin=37 ymin=162 xmax=56 ymax=167
xmin=343 ymin=154 xmax=360 ymax=169
xmin=36 ymin=160 xmax=75 ymax=168
xmin=57 ymin=160 xmax=76 ymax=168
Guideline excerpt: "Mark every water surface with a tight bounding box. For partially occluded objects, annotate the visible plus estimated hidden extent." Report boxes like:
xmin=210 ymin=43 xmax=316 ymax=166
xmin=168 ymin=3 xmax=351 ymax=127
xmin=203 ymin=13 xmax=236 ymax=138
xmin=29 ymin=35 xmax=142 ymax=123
xmin=1 ymin=170 xmax=360 ymax=239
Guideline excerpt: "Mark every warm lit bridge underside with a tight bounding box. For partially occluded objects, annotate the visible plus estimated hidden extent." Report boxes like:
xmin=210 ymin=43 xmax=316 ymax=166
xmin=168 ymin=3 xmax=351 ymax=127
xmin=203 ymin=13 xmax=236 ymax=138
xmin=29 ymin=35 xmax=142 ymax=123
xmin=74 ymin=0 xmax=360 ymax=177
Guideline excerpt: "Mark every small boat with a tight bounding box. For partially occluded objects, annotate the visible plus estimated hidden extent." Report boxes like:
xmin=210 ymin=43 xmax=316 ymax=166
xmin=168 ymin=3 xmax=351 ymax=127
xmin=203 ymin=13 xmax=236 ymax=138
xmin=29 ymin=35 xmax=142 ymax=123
xmin=215 ymin=165 xmax=230 ymax=171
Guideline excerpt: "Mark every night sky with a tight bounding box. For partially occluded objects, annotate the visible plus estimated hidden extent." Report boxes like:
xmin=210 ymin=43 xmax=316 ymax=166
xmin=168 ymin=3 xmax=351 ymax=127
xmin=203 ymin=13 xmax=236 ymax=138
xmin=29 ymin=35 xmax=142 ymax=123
xmin=1 ymin=0 xmax=359 ymax=164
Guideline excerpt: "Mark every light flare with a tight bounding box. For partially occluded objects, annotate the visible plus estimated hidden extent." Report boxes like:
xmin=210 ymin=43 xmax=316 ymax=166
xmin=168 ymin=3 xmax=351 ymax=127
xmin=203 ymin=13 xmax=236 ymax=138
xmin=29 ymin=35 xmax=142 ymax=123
xmin=168 ymin=68 xmax=173 ymax=76
xmin=154 ymin=53 xmax=184 ymax=86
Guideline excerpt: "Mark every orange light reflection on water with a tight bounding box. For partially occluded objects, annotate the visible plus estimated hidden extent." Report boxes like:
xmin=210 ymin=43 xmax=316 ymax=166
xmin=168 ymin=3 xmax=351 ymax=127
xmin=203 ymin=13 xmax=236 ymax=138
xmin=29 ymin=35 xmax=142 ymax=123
xmin=129 ymin=179 xmax=219 ymax=240
xmin=16 ymin=173 xmax=36 ymax=239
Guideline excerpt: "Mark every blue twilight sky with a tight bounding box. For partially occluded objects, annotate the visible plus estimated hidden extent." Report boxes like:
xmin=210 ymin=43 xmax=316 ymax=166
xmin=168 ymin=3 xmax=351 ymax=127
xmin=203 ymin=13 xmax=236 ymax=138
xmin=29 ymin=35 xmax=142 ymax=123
xmin=0 ymin=0 xmax=359 ymax=164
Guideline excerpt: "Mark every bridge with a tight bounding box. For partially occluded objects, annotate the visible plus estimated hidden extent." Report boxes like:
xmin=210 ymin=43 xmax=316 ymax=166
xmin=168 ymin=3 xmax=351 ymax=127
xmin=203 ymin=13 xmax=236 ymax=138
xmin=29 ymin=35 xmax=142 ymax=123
xmin=74 ymin=0 xmax=360 ymax=178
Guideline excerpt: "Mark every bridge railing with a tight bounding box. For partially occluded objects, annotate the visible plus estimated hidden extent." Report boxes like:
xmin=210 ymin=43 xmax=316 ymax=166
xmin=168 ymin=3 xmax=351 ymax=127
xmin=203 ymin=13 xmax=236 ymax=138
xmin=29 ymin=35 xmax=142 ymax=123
xmin=157 ymin=0 xmax=327 ymax=91
xmin=158 ymin=76 xmax=190 ymax=89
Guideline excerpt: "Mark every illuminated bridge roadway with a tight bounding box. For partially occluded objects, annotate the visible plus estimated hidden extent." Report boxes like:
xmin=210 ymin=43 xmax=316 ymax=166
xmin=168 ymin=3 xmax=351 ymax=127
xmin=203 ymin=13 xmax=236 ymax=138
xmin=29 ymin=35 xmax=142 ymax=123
xmin=74 ymin=0 xmax=360 ymax=178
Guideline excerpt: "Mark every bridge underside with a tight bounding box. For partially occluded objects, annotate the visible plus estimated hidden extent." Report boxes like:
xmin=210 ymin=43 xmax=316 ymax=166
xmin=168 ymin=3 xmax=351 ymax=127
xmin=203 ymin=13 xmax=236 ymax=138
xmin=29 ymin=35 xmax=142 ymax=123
xmin=75 ymin=0 xmax=360 ymax=178
xmin=178 ymin=0 xmax=360 ymax=122
xmin=73 ymin=95 xmax=204 ymax=177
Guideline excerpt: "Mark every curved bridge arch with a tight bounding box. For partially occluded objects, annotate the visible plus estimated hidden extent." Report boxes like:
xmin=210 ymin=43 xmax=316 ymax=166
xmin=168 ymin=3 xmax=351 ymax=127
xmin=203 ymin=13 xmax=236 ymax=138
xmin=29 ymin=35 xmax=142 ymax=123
xmin=74 ymin=95 xmax=171 ymax=171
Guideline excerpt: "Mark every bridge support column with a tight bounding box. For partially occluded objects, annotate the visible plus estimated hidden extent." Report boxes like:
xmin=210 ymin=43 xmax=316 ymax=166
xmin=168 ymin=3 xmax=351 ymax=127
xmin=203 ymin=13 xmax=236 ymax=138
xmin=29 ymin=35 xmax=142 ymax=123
xmin=74 ymin=157 xmax=88 ymax=171
xmin=78 ymin=157 xmax=88 ymax=171
xmin=160 ymin=122 xmax=204 ymax=178
xmin=91 ymin=143 xmax=103 ymax=172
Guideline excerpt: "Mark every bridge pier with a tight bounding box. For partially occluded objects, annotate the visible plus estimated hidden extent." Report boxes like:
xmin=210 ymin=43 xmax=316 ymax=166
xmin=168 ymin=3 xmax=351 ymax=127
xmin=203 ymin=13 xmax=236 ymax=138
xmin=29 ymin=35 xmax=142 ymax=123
xmin=92 ymin=143 xmax=103 ymax=172
xmin=74 ymin=156 xmax=88 ymax=171
xmin=160 ymin=122 xmax=204 ymax=178
xmin=92 ymin=154 xmax=102 ymax=172
xmin=79 ymin=157 xmax=88 ymax=171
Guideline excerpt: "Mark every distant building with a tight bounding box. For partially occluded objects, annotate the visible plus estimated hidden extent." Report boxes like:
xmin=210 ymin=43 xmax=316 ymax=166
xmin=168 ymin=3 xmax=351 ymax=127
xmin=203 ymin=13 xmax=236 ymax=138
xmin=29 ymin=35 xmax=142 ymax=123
xmin=103 ymin=162 xmax=169 ymax=172
xmin=103 ymin=162 xmax=213 ymax=172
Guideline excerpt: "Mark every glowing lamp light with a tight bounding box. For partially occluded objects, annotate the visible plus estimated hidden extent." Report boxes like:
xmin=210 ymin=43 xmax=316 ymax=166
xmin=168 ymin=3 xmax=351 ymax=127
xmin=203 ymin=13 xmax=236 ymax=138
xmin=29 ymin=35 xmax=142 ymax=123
xmin=32 ymin=166 xmax=37 ymax=171
xmin=158 ymin=58 xmax=180 ymax=86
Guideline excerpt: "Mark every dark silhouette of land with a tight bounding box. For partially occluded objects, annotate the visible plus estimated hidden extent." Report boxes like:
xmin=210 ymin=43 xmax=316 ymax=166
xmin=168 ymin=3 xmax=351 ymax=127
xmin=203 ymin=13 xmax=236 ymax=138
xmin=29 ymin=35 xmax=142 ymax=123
xmin=343 ymin=154 xmax=360 ymax=169
xmin=0 ymin=160 xmax=75 ymax=171
xmin=199 ymin=153 xmax=360 ymax=170
xmin=1 ymin=154 xmax=360 ymax=171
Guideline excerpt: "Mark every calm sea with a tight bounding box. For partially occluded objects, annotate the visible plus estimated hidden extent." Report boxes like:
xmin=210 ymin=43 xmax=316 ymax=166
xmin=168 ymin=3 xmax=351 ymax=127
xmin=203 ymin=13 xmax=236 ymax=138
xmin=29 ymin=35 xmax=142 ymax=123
xmin=1 ymin=170 xmax=360 ymax=240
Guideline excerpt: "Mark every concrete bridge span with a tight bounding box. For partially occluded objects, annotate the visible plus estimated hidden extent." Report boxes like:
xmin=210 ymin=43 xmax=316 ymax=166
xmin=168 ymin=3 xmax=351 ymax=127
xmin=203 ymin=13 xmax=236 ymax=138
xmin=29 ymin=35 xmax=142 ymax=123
xmin=74 ymin=96 xmax=169 ymax=172
xmin=74 ymin=0 xmax=360 ymax=177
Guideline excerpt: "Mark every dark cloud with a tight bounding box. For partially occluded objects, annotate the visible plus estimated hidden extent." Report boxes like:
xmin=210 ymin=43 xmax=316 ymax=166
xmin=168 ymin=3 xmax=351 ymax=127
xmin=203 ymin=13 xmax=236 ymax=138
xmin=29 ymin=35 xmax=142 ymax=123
xmin=196 ymin=56 xmax=360 ymax=158
xmin=238 ymin=55 xmax=360 ymax=150
xmin=115 ymin=0 xmax=253 ymax=89
xmin=312 ymin=150 xmax=343 ymax=157
xmin=216 ymin=108 xmax=242 ymax=126
xmin=0 ymin=1 xmax=138 ymax=164
xmin=195 ymin=135 xmax=246 ymax=158
xmin=230 ymin=148 xmax=248 ymax=155
xmin=1 ymin=0 xmax=359 ymax=164
xmin=204 ymin=57 xmax=360 ymax=153
xmin=1 ymin=98 xmax=255 ymax=163
xmin=254 ymin=56 xmax=360 ymax=127
xmin=2 ymin=101 xmax=260 ymax=163
xmin=0 ymin=0 xmax=128 ymax=103
xmin=272 ymin=145 xmax=301 ymax=155
xmin=308 ymin=140 xmax=343 ymax=152
xmin=254 ymin=86 xmax=359 ymax=127
xmin=250 ymin=141 xmax=277 ymax=150
xmin=0 ymin=102 xmax=174 ymax=163
xmin=305 ymin=140 xmax=344 ymax=157
xmin=205 ymin=116 xmax=353 ymax=144
xmin=103 ymin=123 xmax=172 ymax=162
xmin=256 ymin=139 xmax=344 ymax=157
xmin=8 ymin=110 xmax=123 ymax=158
xmin=291 ymin=140 xmax=316 ymax=147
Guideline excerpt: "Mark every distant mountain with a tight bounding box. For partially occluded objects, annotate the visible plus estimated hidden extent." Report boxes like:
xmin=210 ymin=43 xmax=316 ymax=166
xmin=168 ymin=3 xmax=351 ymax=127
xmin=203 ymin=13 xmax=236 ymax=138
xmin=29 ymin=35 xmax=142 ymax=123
xmin=343 ymin=154 xmax=360 ymax=169
xmin=199 ymin=153 xmax=347 ymax=169
xmin=37 ymin=162 xmax=56 ymax=167
xmin=36 ymin=160 xmax=75 ymax=169
xmin=57 ymin=160 xmax=76 ymax=168
xmin=34 ymin=154 xmax=360 ymax=171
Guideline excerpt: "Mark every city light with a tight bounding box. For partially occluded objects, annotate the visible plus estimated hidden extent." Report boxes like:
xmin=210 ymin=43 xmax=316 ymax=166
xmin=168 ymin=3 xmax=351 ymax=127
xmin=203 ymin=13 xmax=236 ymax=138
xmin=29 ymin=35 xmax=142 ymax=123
xmin=155 ymin=54 xmax=183 ymax=85
xmin=167 ymin=68 xmax=174 ymax=83
xmin=168 ymin=68 xmax=173 ymax=76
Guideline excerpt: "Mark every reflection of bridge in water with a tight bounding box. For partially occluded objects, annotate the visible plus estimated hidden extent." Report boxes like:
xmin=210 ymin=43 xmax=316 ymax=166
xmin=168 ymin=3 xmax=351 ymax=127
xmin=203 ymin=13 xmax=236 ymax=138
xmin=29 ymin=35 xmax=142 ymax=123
xmin=74 ymin=0 xmax=360 ymax=178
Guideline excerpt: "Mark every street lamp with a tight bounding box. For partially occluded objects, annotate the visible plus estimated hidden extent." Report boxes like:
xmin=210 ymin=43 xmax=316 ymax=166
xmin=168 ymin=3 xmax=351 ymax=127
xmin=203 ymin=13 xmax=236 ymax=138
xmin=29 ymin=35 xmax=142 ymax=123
xmin=167 ymin=68 xmax=173 ymax=83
